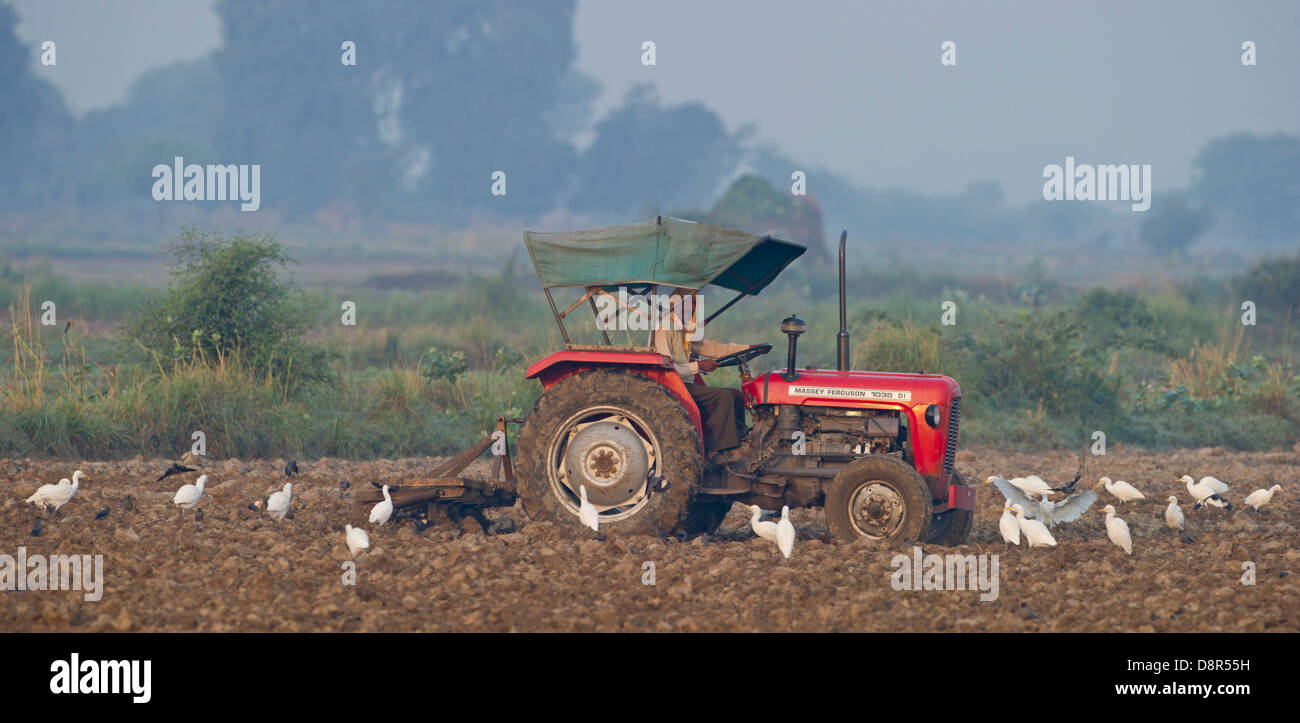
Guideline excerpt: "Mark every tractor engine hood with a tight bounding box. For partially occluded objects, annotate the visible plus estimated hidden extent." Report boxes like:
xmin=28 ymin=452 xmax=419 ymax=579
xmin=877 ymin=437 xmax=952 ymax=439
xmin=744 ymin=369 xmax=960 ymax=409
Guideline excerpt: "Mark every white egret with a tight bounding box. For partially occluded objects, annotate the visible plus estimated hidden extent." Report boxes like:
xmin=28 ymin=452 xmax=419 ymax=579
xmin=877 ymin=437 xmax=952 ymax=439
xmin=746 ymin=504 xmax=779 ymax=543
xmin=266 ymin=482 xmax=292 ymax=520
xmin=987 ymin=476 xmax=1094 ymax=526
xmin=1164 ymin=496 xmax=1193 ymax=543
xmin=998 ymin=505 xmax=1021 ymax=546
xmin=1036 ymin=490 xmax=1097 ymax=528
xmin=776 ymin=506 xmax=795 ymax=559
xmin=1198 ymin=476 xmax=1230 ymax=494
xmin=173 ymin=474 xmax=206 ymax=515
xmin=985 ymin=477 xmax=1041 ymax=516
xmin=577 ymin=485 xmax=599 ymax=533
xmin=1244 ymin=485 xmax=1281 ymax=512
xmin=369 ymin=485 xmax=394 ymax=525
xmin=1180 ymin=475 xmax=1231 ymax=510
xmin=1095 ymin=476 xmax=1145 ymax=503
xmin=1100 ymin=505 xmax=1132 ymax=555
xmin=345 ymin=524 xmax=370 ymax=557
xmin=1010 ymin=504 xmax=1056 ymax=548
xmin=26 ymin=470 xmax=83 ymax=513
xmin=1020 ymin=475 xmax=1053 ymax=496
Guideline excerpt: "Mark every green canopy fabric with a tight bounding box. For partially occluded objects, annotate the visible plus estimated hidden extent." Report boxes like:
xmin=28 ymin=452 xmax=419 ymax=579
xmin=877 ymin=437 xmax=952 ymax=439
xmin=524 ymin=216 xmax=805 ymax=295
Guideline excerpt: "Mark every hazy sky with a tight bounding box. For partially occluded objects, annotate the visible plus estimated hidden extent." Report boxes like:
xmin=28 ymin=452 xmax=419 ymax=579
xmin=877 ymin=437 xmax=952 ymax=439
xmin=13 ymin=0 xmax=1300 ymax=203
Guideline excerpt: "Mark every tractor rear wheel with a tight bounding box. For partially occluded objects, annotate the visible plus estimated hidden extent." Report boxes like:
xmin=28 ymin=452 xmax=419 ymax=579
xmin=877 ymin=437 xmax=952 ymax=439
xmin=921 ymin=472 xmax=974 ymax=546
xmin=825 ymin=455 xmax=931 ymax=543
xmin=516 ymin=369 xmax=702 ymax=537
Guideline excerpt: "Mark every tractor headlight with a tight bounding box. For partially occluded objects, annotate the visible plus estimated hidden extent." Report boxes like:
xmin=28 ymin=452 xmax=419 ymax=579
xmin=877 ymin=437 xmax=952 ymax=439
xmin=925 ymin=403 xmax=942 ymax=428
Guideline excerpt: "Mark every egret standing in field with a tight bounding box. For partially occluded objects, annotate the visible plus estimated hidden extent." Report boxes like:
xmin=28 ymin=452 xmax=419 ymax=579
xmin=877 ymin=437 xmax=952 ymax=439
xmin=1010 ymin=504 xmax=1056 ymax=548
xmin=1100 ymin=505 xmax=1132 ymax=555
xmin=344 ymin=524 xmax=370 ymax=558
xmin=998 ymin=505 xmax=1021 ymax=547
xmin=266 ymin=482 xmax=292 ymax=520
xmin=1164 ymin=496 xmax=1194 ymax=543
xmin=1243 ymin=485 xmax=1282 ymax=513
xmin=776 ymin=506 xmax=795 ymax=559
xmin=1180 ymin=475 xmax=1232 ymax=511
xmin=26 ymin=470 xmax=84 ymax=515
xmin=577 ymin=485 xmax=599 ymax=533
xmin=172 ymin=474 xmax=206 ymax=518
xmin=1095 ymin=476 xmax=1145 ymax=504
xmin=369 ymin=485 xmax=394 ymax=525
xmin=746 ymin=504 xmax=779 ymax=544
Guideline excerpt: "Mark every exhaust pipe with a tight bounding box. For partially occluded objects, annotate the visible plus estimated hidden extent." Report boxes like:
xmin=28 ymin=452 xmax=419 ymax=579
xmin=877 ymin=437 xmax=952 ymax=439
xmin=836 ymin=230 xmax=850 ymax=371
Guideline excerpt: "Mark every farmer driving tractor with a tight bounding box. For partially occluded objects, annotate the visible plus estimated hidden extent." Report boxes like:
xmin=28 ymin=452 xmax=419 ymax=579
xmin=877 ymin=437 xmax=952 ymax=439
xmin=651 ymin=288 xmax=750 ymax=463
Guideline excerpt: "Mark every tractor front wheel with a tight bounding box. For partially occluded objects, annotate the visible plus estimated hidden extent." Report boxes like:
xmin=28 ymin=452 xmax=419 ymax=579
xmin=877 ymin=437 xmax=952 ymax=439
xmin=825 ymin=455 xmax=932 ymax=543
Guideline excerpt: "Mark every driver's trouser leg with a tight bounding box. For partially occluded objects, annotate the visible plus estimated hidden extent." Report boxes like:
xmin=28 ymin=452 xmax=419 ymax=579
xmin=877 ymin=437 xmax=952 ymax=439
xmin=684 ymin=384 xmax=743 ymax=454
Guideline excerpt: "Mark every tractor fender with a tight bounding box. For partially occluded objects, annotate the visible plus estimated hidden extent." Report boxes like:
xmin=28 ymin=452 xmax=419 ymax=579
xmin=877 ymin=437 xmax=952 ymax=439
xmin=525 ymin=351 xmax=705 ymax=450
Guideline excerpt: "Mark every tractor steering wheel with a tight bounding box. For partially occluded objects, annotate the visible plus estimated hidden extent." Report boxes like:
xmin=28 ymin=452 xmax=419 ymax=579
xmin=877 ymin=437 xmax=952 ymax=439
xmin=711 ymin=343 xmax=773 ymax=368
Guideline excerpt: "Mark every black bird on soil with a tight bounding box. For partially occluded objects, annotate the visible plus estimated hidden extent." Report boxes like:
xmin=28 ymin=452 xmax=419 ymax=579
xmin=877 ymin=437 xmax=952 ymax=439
xmin=1018 ymin=601 xmax=1038 ymax=620
xmin=122 ymin=494 xmax=135 ymax=512
xmin=194 ymin=508 xmax=205 ymax=522
xmin=284 ymin=460 xmax=300 ymax=477
xmin=157 ymin=462 xmax=197 ymax=482
xmin=30 ymin=518 xmax=43 ymax=537
xmin=94 ymin=508 xmax=110 ymax=520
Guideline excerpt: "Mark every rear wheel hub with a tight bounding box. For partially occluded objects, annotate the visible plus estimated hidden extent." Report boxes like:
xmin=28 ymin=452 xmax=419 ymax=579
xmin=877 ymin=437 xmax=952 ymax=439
xmin=561 ymin=419 xmax=650 ymax=508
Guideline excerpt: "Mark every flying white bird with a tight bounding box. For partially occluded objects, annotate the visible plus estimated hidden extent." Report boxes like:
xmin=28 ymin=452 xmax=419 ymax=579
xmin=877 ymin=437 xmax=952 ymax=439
xmin=776 ymin=506 xmax=795 ymax=559
xmin=746 ymin=504 xmax=779 ymax=543
xmin=1036 ymin=490 xmax=1097 ymax=528
xmin=26 ymin=470 xmax=84 ymax=513
xmin=1095 ymin=476 xmax=1145 ymax=503
xmin=344 ymin=524 xmax=370 ymax=557
xmin=987 ymin=477 xmax=1094 ymax=526
xmin=1101 ymin=505 xmax=1132 ymax=555
xmin=577 ymin=485 xmax=599 ymax=533
xmin=173 ymin=474 xmax=206 ymax=512
xmin=1180 ymin=475 xmax=1231 ymax=510
xmin=266 ymin=482 xmax=292 ymax=520
xmin=1243 ymin=484 xmax=1281 ymax=512
xmin=1010 ymin=504 xmax=1056 ymax=548
xmin=369 ymin=484 xmax=394 ymax=525
xmin=1164 ymin=496 xmax=1194 ymax=543
xmin=998 ymin=505 xmax=1021 ymax=546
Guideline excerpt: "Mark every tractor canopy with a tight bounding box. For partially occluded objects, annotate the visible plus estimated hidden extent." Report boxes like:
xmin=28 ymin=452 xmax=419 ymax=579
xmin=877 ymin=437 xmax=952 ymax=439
xmin=524 ymin=215 xmax=805 ymax=296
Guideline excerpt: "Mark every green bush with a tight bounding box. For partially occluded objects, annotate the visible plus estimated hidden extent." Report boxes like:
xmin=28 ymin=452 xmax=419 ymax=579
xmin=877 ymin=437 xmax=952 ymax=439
xmin=123 ymin=228 xmax=332 ymax=390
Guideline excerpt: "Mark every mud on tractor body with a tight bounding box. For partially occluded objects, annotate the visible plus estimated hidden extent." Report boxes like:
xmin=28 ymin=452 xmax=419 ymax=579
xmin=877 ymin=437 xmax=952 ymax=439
xmin=512 ymin=216 xmax=974 ymax=545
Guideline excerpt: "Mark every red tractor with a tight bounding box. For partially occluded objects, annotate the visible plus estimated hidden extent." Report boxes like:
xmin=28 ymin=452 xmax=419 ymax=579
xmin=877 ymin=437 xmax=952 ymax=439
xmin=514 ymin=216 xmax=974 ymax=544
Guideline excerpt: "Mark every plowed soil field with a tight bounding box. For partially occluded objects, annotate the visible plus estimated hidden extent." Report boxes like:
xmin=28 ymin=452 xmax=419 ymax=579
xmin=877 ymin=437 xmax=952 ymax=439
xmin=2 ymin=447 xmax=1296 ymax=632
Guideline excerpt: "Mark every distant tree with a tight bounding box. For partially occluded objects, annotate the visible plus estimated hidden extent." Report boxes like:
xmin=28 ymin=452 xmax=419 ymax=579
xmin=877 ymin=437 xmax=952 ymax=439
xmin=1190 ymin=133 xmax=1300 ymax=243
xmin=571 ymin=85 xmax=741 ymax=218
xmin=0 ymin=2 xmax=74 ymax=209
xmin=1232 ymin=252 xmax=1300 ymax=320
xmin=1139 ymin=192 xmax=1212 ymax=255
xmin=703 ymin=174 xmax=827 ymax=263
xmin=212 ymin=0 xmax=583 ymax=222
